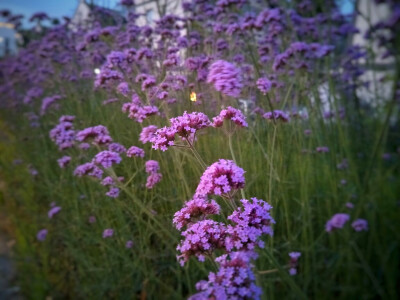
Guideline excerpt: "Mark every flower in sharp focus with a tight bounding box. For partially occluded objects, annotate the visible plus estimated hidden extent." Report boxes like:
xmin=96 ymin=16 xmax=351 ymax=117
xmin=195 ymin=159 xmax=245 ymax=196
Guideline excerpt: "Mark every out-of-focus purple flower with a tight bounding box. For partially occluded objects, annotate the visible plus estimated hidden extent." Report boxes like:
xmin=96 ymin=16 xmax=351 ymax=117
xmin=352 ymin=219 xmax=368 ymax=232
xmin=139 ymin=125 xmax=158 ymax=144
xmin=76 ymin=125 xmax=112 ymax=145
xmin=173 ymin=195 xmax=220 ymax=230
xmin=48 ymin=206 xmax=62 ymax=218
xmin=41 ymin=95 xmax=63 ymax=115
xmin=196 ymin=159 xmax=245 ymax=196
xmin=37 ymin=229 xmax=48 ymax=241
xmin=57 ymin=156 xmax=71 ymax=168
xmin=207 ymin=60 xmax=242 ymax=97
xmin=340 ymin=179 xmax=347 ymax=185
xmin=74 ymin=162 xmax=103 ymax=179
xmin=89 ymin=216 xmax=96 ymax=223
xmin=126 ymin=146 xmax=145 ymax=158
xmin=108 ymin=143 xmax=126 ymax=154
xmin=189 ymin=251 xmax=262 ymax=300
xmin=49 ymin=115 xmax=75 ymax=150
xmin=93 ymin=151 xmax=122 ymax=168
xmin=263 ymin=110 xmax=290 ymax=122
xmin=316 ymin=146 xmax=329 ymax=153
xmin=346 ymin=202 xmax=354 ymax=209
xmin=103 ymin=228 xmax=114 ymax=238
xmin=126 ymin=240 xmax=134 ymax=248
xmin=212 ymin=106 xmax=248 ymax=128
xmin=106 ymin=187 xmax=120 ymax=198
xmin=146 ymin=173 xmax=162 ymax=189
xmin=382 ymin=153 xmax=391 ymax=160
xmin=288 ymin=251 xmax=301 ymax=275
xmin=145 ymin=160 xmax=160 ymax=174
xmin=256 ymin=77 xmax=272 ymax=94
xmin=337 ymin=159 xmax=349 ymax=170
xmin=122 ymin=94 xmax=159 ymax=123
xmin=304 ymin=129 xmax=312 ymax=136
xmin=325 ymin=213 xmax=350 ymax=232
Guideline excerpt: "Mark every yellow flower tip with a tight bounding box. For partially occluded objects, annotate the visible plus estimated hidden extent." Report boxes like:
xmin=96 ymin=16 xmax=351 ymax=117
xmin=190 ymin=91 xmax=197 ymax=102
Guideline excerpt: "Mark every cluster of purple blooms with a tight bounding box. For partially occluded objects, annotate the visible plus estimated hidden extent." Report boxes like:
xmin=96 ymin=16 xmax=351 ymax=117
xmin=207 ymin=60 xmax=243 ymax=98
xmin=49 ymin=115 xmax=75 ymax=150
xmin=174 ymin=158 xmax=275 ymax=297
xmin=325 ymin=213 xmax=368 ymax=233
xmin=145 ymin=160 xmax=162 ymax=189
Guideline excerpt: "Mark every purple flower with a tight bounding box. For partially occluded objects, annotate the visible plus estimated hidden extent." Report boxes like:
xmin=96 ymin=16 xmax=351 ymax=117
xmin=74 ymin=162 xmax=103 ymax=179
xmin=125 ymin=240 xmax=134 ymax=248
xmin=189 ymin=251 xmax=262 ymax=300
xmin=126 ymin=146 xmax=145 ymax=158
xmin=212 ymin=106 xmax=248 ymax=128
xmin=325 ymin=213 xmax=350 ymax=232
xmin=57 ymin=156 xmax=71 ymax=168
xmin=106 ymin=187 xmax=120 ymax=198
xmin=103 ymin=229 xmax=114 ymax=238
xmin=195 ymin=159 xmax=245 ymax=196
xmin=173 ymin=195 xmax=221 ymax=230
xmin=145 ymin=160 xmax=160 ymax=174
xmin=263 ymin=110 xmax=290 ymax=122
xmin=89 ymin=216 xmax=96 ymax=223
xmin=93 ymin=151 xmax=122 ymax=169
xmin=146 ymin=173 xmax=162 ymax=189
xmin=37 ymin=229 xmax=48 ymax=241
xmin=352 ymin=219 xmax=368 ymax=232
xmin=139 ymin=125 xmax=158 ymax=144
xmin=316 ymin=146 xmax=329 ymax=153
xmin=346 ymin=202 xmax=354 ymax=209
xmin=108 ymin=143 xmax=126 ymax=154
xmin=177 ymin=220 xmax=227 ymax=266
xmin=225 ymin=198 xmax=275 ymax=251
xmin=170 ymin=111 xmax=211 ymax=137
xmin=49 ymin=116 xmax=75 ymax=150
xmin=150 ymin=126 xmax=177 ymax=151
xmin=207 ymin=60 xmax=243 ymax=97
xmin=48 ymin=206 xmax=62 ymax=218
xmin=76 ymin=125 xmax=112 ymax=145
xmin=256 ymin=77 xmax=272 ymax=94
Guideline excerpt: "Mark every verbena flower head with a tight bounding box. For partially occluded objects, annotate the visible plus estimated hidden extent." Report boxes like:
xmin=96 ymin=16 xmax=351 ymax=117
xmin=316 ymin=146 xmax=330 ymax=153
xmin=288 ymin=252 xmax=301 ymax=276
xmin=76 ymin=125 xmax=112 ymax=145
xmin=352 ymin=218 xmax=368 ymax=232
xmin=170 ymin=111 xmax=211 ymax=137
xmin=177 ymin=219 xmax=227 ymax=266
xmin=37 ymin=229 xmax=48 ymax=241
xmin=173 ymin=195 xmax=221 ymax=230
xmin=256 ymin=77 xmax=272 ymax=94
xmin=74 ymin=162 xmax=103 ymax=179
xmin=106 ymin=187 xmax=120 ymax=198
xmin=325 ymin=213 xmax=350 ymax=232
xmin=48 ymin=206 xmax=62 ymax=218
xmin=108 ymin=142 xmax=126 ymax=154
xmin=189 ymin=251 xmax=262 ymax=300
xmin=146 ymin=172 xmax=162 ymax=189
xmin=93 ymin=151 xmax=122 ymax=169
xmin=49 ymin=116 xmax=75 ymax=150
xmin=103 ymin=229 xmax=114 ymax=238
xmin=263 ymin=110 xmax=290 ymax=122
xmin=207 ymin=60 xmax=243 ymax=97
xmin=212 ymin=106 xmax=248 ymax=128
xmin=126 ymin=146 xmax=145 ymax=158
xmin=145 ymin=160 xmax=160 ymax=174
xmin=151 ymin=126 xmax=177 ymax=151
xmin=125 ymin=240 xmax=134 ymax=248
xmin=139 ymin=125 xmax=158 ymax=144
xmin=196 ymin=159 xmax=245 ymax=196
xmin=225 ymin=198 xmax=275 ymax=251
xmin=57 ymin=156 xmax=71 ymax=168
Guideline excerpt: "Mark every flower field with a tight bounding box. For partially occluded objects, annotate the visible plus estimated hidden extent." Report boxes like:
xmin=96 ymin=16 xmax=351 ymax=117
xmin=0 ymin=0 xmax=399 ymax=299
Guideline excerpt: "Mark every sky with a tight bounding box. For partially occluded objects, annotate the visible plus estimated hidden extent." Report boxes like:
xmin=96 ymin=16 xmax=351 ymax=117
xmin=0 ymin=0 xmax=355 ymax=28
xmin=0 ymin=0 xmax=121 ymax=28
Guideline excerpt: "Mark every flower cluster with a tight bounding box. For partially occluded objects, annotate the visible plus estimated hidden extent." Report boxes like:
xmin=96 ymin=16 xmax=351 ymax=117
xmin=145 ymin=160 xmax=162 ymax=189
xmin=195 ymin=159 xmax=245 ymax=196
xmin=93 ymin=151 xmax=122 ymax=169
xmin=121 ymin=94 xmax=159 ymax=123
xmin=76 ymin=125 xmax=112 ymax=145
xmin=212 ymin=106 xmax=248 ymax=128
xmin=189 ymin=251 xmax=262 ymax=300
xmin=288 ymin=252 xmax=301 ymax=275
xmin=263 ymin=110 xmax=290 ymax=122
xmin=126 ymin=146 xmax=145 ymax=158
xmin=207 ymin=60 xmax=243 ymax=98
xmin=49 ymin=115 xmax=75 ymax=150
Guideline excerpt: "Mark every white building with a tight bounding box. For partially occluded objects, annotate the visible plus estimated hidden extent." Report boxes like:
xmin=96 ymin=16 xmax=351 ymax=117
xmin=0 ymin=22 xmax=21 ymax=57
